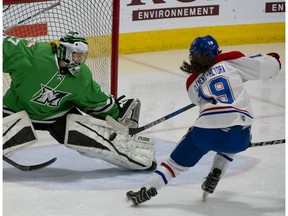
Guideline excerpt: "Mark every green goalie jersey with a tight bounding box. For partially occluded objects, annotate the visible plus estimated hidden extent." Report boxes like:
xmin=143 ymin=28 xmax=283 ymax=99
xmin=3 ymin=36 xmax=119 ymax=121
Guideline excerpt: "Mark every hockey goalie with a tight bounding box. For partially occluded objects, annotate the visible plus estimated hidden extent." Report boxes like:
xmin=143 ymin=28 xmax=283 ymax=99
xmin=3 ymin=32 xmax=156 ymax=171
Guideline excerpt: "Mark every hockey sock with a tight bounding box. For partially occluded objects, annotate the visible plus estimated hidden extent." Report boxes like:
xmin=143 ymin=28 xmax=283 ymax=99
xmin=144 ymin=158 xmax=189 ymax=190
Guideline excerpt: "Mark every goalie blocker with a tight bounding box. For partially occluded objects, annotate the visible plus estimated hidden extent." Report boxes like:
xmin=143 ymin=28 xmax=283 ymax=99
xmin=64 ymin=114 xmax=156 ymax=170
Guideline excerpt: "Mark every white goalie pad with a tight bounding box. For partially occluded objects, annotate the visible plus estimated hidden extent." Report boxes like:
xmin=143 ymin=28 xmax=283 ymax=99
xmin=3 ymin=111 xmax=38 ymax=157
xmin=64 ymin=114 xmax=155 ymax=170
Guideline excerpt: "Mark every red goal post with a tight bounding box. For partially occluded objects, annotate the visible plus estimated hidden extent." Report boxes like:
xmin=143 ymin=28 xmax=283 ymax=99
xmin=3 ymin=0 xmax=119 ymax=97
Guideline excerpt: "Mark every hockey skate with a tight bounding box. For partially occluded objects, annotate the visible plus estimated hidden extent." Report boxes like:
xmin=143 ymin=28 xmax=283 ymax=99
xmin=126 ymin=187 xmax=157 ymax=206
xmin=201 ymin=168 xmax=222 ymax=201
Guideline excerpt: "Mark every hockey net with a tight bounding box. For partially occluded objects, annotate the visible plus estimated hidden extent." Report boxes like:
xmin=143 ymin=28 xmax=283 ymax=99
xmin=3 ymin=0 xmax=119 ymax=96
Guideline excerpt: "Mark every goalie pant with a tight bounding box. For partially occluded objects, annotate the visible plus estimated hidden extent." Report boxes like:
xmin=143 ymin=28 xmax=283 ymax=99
xmin=64 ymin=114 xmax=156 ymax=170
xmin=3 ymin=111 xmax=156 ymax=170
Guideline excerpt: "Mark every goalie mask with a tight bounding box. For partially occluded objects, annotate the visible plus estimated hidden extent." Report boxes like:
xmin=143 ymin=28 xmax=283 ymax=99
xmin=189 ymin=35 xmax=219 ymax=59
xmin=57 ymin=31 xmax=88 ymax=76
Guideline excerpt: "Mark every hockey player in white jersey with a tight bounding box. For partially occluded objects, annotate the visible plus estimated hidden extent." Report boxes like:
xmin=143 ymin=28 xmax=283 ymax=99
xmin=125 ymin=35 xmax=281 ymax=205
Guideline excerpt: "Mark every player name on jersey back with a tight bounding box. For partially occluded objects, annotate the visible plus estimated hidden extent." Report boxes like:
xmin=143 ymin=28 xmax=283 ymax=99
xmin=194 ymin=64 xmax=226 ymax=92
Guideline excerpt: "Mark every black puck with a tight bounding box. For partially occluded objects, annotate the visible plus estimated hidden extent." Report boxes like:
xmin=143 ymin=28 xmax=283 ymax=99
xmin=109 ymin=132 xmax=117 ymax=141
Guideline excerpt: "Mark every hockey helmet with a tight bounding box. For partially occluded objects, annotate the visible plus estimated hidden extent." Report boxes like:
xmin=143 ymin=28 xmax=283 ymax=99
xmin=57 ymin=31 xmax=88 ymax=76
xmin=189 ymin=35 xmax=219 ymax=58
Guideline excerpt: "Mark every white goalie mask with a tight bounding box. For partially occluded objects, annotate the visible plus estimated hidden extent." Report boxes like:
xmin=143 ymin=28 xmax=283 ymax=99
xmin=57 ymin=32 xmax=88 ymax=76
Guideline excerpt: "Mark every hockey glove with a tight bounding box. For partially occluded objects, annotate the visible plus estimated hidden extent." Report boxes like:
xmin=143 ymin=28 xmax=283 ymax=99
xmin=267 ymin=52 xmax=281 ymax=69
xmin=180 ymin=61 xmax=192 ymax=73
xmin=116 ymin=95 xmax=141 ymax=128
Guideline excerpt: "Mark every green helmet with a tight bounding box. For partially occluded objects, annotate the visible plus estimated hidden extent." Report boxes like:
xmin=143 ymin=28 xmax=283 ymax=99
xmin=57 ymin=31 xmax=88 ymax=76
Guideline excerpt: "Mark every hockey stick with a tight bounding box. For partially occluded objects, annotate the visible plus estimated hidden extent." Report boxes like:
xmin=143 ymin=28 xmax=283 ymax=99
xmin=3 ymin=5 xmax=10 ymax=13
xmin=106 ymin=104 xmax=285 ymax=148
xmin=249 ymin=139 xmax=285 ymax=147
xmin=106 ymin=103 xmax=196 ymax=136
xmin=4 ymin=1 xmax=60 ymax=33
xmin=3 ymin=155 xmax=57 ymax=171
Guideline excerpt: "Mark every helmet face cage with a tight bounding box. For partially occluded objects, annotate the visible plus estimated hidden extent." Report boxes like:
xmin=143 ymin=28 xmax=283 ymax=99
xmin=189 ymin=35 xmax=219 ymax=60
xmin=57 ymin=32 xmax=88 ymax=76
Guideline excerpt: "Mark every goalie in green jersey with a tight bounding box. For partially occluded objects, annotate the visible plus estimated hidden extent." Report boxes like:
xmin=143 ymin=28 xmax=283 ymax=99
xmin=3 ymin=32 xmax=156 ymax=171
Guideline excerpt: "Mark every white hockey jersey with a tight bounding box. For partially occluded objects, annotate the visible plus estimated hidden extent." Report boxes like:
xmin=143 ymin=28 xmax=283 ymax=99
xmin=186 ymin=51 xmax=280 ymax=128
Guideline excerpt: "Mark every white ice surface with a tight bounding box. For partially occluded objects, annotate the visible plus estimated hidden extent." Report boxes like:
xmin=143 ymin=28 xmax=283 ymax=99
xmin=3 ymin=43 xmax=285 ymax=216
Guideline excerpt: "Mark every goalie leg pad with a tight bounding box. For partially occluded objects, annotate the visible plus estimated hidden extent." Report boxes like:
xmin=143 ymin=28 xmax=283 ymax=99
xmin=3 ymin=111 xmax=38 ymax=157
xmin=64 ymin=114 xmax=155 ymax=170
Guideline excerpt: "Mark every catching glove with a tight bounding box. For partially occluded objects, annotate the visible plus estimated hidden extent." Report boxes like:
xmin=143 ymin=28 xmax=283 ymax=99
xmin=267 ymin=52 xmax=281 ymax=69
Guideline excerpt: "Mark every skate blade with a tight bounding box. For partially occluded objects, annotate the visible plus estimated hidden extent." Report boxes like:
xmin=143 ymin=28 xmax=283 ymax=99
xmin=126 ymin=197 xmax=139 ymax=206
xmin=202 ymin=191 xmax=209 ymax=202
xmin=126 ymin=192 xmax=139 ymax=206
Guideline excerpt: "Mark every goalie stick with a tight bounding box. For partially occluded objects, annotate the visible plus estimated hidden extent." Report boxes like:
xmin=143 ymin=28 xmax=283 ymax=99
xmin=3 ymin=155 xmax=57 ymax=171
xmin=106 ymin=103 xmax=196 ymax=136
xmin=3 ymin=140 xmax=284 ymax=172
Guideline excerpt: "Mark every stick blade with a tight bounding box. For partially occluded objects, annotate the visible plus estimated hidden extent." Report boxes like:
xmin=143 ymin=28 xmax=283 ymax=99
xmin=105 ymin=116 xmax=129 ymax=135
xmin=3 ymin=156 xmax=57 ymax=171
xmin=27 ymin=157 xmax=57 ymax=171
